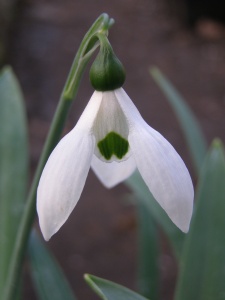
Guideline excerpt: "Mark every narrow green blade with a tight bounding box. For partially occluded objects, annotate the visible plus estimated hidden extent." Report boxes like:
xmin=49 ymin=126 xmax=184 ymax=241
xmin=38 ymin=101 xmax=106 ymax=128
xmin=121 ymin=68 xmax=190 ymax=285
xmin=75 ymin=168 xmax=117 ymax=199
xmin=175 ymin=139 xmax=225 ymax=300
xmin=28 ymin=231 xmax=77 ymax=300
xmin=126 ymin=172 xmax=185 ymax=260
xmin=85 ymin=274 xmax=150 ymax=300
xmin=136 ymin=202 xmax=160 ymax=300
xmin=150 ymin=67 xmax=207 ymax=175
xmin=0 ymin=66 xmax=28 ymax=293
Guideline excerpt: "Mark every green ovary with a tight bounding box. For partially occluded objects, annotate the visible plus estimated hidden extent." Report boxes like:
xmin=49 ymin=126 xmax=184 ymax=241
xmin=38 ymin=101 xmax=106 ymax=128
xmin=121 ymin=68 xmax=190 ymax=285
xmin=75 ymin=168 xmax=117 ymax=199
xmin=97 ymin=131 xmax=129 ymax=160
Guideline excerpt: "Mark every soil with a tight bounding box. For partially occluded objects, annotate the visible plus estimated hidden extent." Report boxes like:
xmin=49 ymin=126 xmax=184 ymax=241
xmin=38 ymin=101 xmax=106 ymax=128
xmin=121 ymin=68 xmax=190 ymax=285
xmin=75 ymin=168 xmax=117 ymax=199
xmin=6 ymin=0 xmax=225 ymax=299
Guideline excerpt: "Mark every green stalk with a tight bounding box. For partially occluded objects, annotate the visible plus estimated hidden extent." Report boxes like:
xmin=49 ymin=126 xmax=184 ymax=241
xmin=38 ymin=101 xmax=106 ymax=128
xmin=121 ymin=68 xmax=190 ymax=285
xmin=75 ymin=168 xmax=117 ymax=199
xmin=2 ymin=13 xmax=113 ymax=300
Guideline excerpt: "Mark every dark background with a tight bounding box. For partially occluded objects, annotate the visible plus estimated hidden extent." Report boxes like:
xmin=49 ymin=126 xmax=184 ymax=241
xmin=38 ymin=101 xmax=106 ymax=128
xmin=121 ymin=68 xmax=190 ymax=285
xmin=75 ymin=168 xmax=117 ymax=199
xmin=1 ymin=0 xmax=225 ymax=299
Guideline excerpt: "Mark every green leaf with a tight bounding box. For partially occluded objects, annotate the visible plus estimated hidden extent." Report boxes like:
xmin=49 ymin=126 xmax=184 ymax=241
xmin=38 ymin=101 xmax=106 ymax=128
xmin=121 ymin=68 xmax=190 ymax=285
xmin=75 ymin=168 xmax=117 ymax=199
xmin=175 ymin=139 xmax=225 ymax=300
xmin=28 ymin=231 xmax=77 ymax=300
xmin=126 ymin=172 xmax=185 ymax=260
xmin=150 ymin=67 xmax=207 ymax=175
xmin=0 ymin=66 xmax=28 ymax=293
xmin=85 ymin=274 xmax=150 ymax=300
xmin=136 ymin=202 xmax=160 ymax=300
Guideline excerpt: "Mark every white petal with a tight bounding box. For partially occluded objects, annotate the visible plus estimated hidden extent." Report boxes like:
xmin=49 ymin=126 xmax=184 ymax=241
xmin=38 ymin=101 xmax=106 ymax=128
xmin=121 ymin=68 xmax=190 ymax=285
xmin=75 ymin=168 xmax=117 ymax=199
xmin=91 ymin=154 xmax=136 ymax=188
xmin=76 ymin=91 xmax=103 ymax=131
xmin=93 ymin=91 xmax=130 ymax=162
xmin=116 ymin=88 xmax=194 ymax=232
xmin=37 ymin=91 xmax=102 ymax=240
xmin=115 ymin=88 xmax=145 ymax=127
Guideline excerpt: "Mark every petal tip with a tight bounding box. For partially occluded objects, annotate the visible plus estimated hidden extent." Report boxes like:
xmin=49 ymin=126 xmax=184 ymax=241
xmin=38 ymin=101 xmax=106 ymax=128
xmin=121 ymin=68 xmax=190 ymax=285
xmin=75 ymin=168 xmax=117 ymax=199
xmin=179 ymin=222 xmax=191 ymax=234
xmin=173 ymin=197 xmax=193 ymax=234
xmin=42 ymin=233 xmax=51 ymax=242
xmin=38 ymin=216 xmax=57 ymax=241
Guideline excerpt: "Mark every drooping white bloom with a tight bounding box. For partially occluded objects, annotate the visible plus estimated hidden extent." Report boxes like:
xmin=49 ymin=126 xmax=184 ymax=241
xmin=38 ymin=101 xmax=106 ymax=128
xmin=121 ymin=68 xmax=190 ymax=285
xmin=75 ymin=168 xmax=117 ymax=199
xmin=37 ymin=88 xmax=194 ymax=240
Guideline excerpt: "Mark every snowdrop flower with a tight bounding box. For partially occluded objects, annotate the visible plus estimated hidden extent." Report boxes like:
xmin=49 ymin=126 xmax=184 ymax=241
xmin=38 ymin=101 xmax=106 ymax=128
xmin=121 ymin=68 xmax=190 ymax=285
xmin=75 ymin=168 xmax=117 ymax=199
xmin=37 ymin=36 xmax=194 ymax=241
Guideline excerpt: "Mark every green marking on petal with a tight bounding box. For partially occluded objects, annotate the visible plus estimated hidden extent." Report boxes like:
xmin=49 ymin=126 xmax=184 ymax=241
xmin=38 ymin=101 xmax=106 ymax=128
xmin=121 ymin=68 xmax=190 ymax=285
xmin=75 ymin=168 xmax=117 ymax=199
xmin=97 ymin=131 xmax=129 ymax=160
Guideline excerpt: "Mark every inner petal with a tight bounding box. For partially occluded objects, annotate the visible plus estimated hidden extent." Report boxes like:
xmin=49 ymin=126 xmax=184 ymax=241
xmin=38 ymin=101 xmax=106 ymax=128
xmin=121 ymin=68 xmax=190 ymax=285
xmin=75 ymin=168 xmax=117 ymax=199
xmin=97 ymin=131 xmax=129 ymax=160
xmin=93 ymin=91 xmax=130 ymax=162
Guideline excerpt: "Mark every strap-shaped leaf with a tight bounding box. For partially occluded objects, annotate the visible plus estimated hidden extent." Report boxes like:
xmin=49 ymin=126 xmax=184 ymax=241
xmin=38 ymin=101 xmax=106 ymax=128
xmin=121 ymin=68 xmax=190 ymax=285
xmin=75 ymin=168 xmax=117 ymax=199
xmin=0 ymin=66 xmax=28 ymax=293
xmin=175 ymin=139 xmax=225 ymax=300
xmin=28 ymin=231 xmax=77 ymax=300
xmin=126 ymin=172 xmax=185 ymax=260
xmin=136 ymin=202 xmax=160 ymax=300
xmin=150 ymin=67 xmax=207 ymax=175
xmin=85 ymin=274 xmax=150 ymax=300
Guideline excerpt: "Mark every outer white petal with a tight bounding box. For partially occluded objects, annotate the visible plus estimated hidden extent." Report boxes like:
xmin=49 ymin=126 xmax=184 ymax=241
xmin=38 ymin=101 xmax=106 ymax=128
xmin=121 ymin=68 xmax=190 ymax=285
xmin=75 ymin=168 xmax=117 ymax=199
xmin=115 ymin=88 xmax=194 ymax=232
xmin=91 ymin=155 xmax=136 ymax=188
xmin=37 ymin=91 xmax=102 ymax=240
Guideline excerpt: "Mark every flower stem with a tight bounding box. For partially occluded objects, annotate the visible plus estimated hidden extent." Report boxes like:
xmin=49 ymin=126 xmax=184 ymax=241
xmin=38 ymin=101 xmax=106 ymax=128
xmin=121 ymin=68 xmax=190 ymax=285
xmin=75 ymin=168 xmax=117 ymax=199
xmin=2 ymin=13 xmax=113 ymax=300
